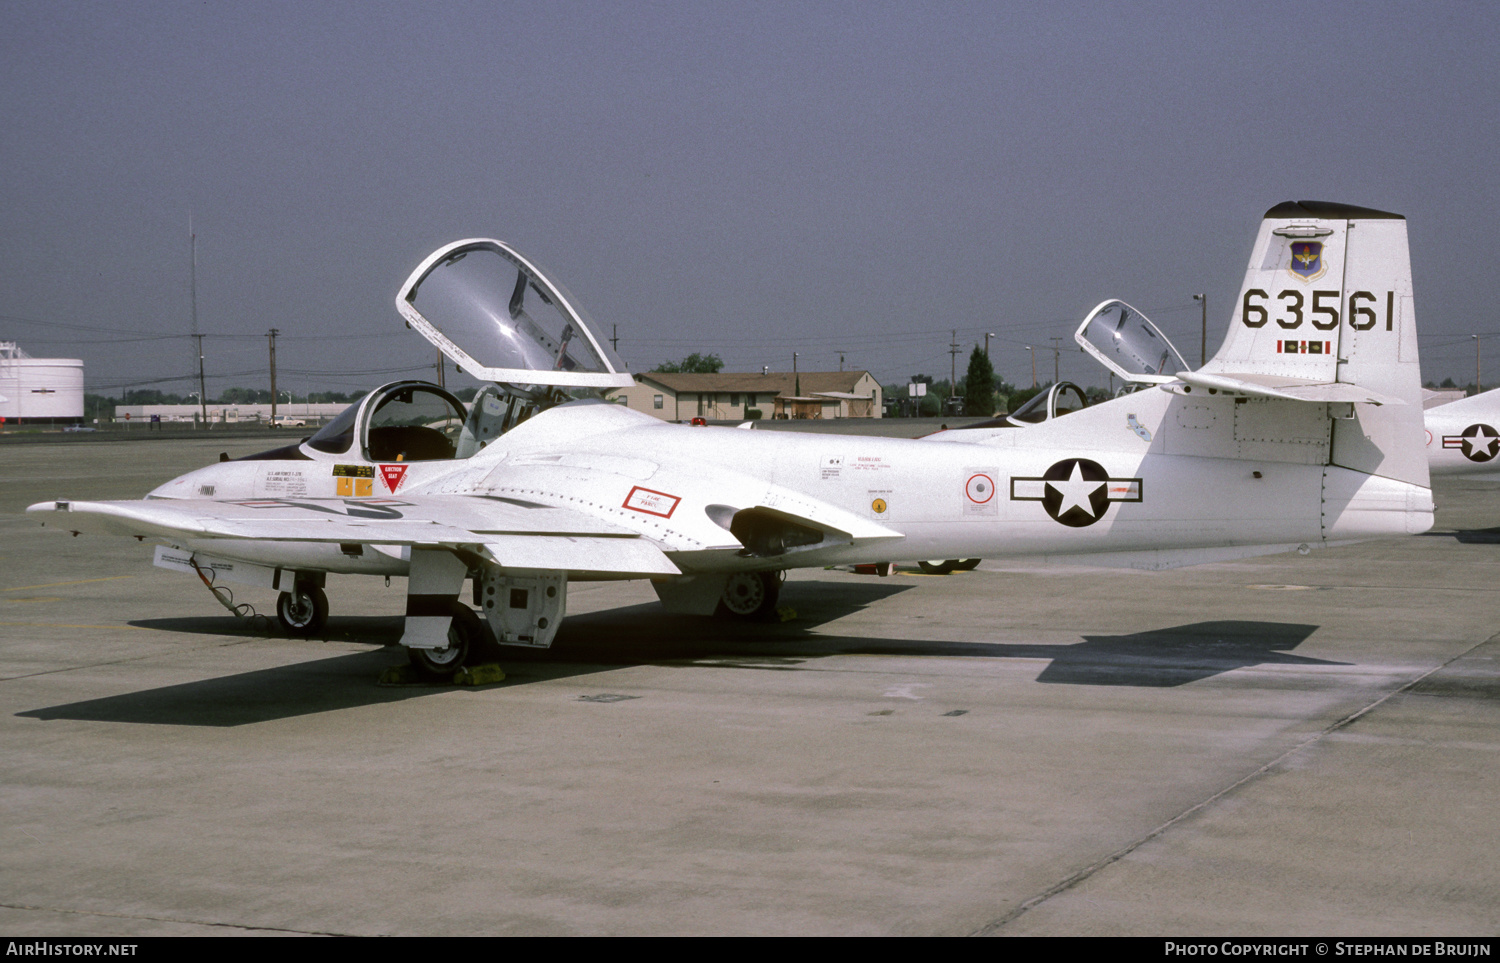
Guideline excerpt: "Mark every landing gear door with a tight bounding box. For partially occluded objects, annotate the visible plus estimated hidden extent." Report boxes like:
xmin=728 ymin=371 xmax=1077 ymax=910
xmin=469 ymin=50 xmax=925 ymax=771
xmin=1075 ymin=300 xmax=1189 ymax=385
xmin=396 ymin=239 xmax=635 ymax=390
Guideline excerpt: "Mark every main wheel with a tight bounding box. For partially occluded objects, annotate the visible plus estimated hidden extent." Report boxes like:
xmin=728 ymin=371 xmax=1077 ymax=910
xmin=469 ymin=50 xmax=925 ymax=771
xmin=953 ymin=558 xmax=982 ymax=571
xmin=917 ymin=559 xmax=958 ymax=574
xmin=716 ymin=571 xmax=782 ymax=620
xmin=407 ymin=602 xmax=494 ymax=678
xmin=276 ymin=585 xmax=329 ymax=636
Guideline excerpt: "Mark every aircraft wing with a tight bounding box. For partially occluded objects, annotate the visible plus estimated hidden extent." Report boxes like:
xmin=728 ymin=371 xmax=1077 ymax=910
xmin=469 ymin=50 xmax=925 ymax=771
xmin=27 ymin=495 xmax=680 ymax=576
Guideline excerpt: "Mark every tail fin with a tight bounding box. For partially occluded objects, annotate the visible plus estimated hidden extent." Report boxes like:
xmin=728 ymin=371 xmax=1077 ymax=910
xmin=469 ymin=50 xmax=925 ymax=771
xmin=1193 ymin=200 xmax=1426 ymax=487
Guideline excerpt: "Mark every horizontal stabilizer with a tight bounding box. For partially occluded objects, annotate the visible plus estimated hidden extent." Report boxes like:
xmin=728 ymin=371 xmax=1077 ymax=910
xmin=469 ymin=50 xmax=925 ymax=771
xmin=1177 ymin=371 xmax=1407 ymax=406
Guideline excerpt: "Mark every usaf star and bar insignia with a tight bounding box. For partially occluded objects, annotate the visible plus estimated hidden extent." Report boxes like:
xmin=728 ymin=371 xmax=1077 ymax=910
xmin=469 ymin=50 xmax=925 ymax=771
xmin=1010 ymin=458 xmax=1143 ymax=528
xmin=1442 ymin=423 xmax=1500 ymax=463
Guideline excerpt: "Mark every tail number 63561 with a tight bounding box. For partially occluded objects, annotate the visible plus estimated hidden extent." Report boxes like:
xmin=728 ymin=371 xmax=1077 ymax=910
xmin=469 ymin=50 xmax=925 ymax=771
xmin=1241 ymin=289 xmax=1394 ymax=331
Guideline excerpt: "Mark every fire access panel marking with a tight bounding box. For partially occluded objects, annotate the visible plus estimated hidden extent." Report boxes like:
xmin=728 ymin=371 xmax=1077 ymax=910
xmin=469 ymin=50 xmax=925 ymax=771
xmin=623 ymin=486 xmax=681 ymax=518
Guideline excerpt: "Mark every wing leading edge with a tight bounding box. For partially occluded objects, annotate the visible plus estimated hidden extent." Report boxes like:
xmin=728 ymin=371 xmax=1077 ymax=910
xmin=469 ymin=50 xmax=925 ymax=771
xmin=27 ymin=496 xmax=680 ymax=577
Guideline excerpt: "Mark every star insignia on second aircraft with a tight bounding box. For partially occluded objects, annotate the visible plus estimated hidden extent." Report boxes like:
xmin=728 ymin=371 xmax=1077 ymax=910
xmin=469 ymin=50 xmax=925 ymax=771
xmin=1009 ymin=458 xmax=1143 ymax=528
xmin=1443 ymin=423 xmax=1500 ymax=463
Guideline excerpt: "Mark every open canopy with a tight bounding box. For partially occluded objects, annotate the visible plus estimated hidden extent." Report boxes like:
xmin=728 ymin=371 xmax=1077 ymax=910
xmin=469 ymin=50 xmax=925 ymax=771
xmin=1075 ymin=300 xmax=1189 ymax=385
xmin=397 ymin=239 xmax=634 ymax=389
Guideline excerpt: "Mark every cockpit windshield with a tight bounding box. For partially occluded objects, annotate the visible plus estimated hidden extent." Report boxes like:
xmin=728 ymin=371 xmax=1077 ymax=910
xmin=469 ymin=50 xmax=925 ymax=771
xmin=365 ymin=385 xmax=466 ymax=462
xmin=307 ymin=401 xmax=359 ymax=454
xmin=1075 ymin=300 xmax=1189 ymax=384
xmin=304 ymin=382 xmax=472 ymax=461
xmin=396 ymin=239 xmax=634 ymax=390
xmin=1008 ymin=382 xmax=1088 ymax=424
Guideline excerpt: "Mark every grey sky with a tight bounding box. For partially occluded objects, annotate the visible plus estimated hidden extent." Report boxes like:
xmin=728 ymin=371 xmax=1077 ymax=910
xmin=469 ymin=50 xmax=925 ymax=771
xmin=2 ymin=1 xmax=1496 ymax=398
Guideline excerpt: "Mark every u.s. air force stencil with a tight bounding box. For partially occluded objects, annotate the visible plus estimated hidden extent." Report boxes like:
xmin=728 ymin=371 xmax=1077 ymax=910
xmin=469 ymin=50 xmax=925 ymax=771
xmin=1010 ymin=458 xmax=1143 ymax=527
xmin=1443 ymin=423 xmax=1500 ymax=463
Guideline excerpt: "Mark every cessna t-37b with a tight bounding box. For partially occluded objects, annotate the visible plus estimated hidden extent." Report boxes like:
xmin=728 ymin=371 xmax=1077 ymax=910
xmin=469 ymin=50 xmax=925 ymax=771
xmin=30 ymin=201 xmax=1434 ymax=676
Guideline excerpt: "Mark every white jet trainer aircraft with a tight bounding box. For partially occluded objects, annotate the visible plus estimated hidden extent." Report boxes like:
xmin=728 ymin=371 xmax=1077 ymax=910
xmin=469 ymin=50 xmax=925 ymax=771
xmin=29 ymin=201 xmax=1433 ymax=676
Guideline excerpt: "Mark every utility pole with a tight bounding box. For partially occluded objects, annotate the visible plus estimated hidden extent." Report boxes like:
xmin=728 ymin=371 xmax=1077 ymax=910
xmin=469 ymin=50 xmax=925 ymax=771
xmin=1476 ymin=335 xmax=1482 ymax=393
xmin=1050 ymin=336 xmax=1061 ymax=385
xmin=1193 ymin=293 xmax=1207 ymax=367
xmin=610 ymin=323 xmax=619 ymax=353
xmin=268 ymin=328 xmax=279 ymax=423
xmin=985 ymin=332 xmax=995 ymax=359
xmin=435 ymin=349 xmax=445 ymax=389
xmin=192 ymin=334 xmax=207 ymax=425
xmin=189 ymin=218 xmax=206 ymax=425
xmin=949 ymin=330 xmax=963 ymax=416
xmin=1026 ymin=345 xmax=1036 ymax=389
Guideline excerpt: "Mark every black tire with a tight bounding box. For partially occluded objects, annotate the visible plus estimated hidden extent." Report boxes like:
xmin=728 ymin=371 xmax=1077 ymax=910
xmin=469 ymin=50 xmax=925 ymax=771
xmin=715 ymin=571 xmax=782 ymax=620
xmin=276 ymin=585 xmax=329 ymax=636
xmin=953 ymin=558 xmax=982 ymax=571
xmin=917 ymin=559 xmax=958 ymax=575
xmin=407 ymin=602 xmax=495 ymax=678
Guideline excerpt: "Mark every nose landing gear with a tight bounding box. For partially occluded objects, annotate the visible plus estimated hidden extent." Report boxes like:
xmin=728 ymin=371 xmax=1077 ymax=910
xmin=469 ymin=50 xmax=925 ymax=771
xmin=276 ymin=583 xmax=329 ymax=636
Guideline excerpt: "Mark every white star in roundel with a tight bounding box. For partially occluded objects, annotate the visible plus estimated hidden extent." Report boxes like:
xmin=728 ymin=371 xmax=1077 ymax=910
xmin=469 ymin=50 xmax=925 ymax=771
xmin=1461 ymin=424 xmax=1500 ymax=461
xmin=1046 ymin=461 xmax=1105 ymax=519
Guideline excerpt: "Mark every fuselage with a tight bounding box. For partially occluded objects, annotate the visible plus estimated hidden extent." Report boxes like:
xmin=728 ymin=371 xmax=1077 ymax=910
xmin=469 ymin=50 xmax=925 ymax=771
xmin=147 ymin=386 xmax=1431 ymax=579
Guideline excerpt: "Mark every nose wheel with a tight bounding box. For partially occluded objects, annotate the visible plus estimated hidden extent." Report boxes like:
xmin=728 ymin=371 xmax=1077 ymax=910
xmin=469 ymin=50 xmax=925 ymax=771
xmin=276 ymin=585 xmax=329 ymax=636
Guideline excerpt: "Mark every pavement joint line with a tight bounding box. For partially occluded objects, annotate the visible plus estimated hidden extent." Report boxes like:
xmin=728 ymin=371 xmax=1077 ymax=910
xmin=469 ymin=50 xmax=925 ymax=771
xmin=967 ymin=629 xmax=1500 ymax=937
xmin=0 ymin=900 xmax=353 ymax=936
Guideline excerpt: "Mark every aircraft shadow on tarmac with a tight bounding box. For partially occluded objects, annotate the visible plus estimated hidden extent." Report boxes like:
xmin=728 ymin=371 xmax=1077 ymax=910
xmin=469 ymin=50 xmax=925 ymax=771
xmin=554 ymin=613 xmax=1339 ymax=689
xmin=16 ymin=581 xmax=914 ymax=726
xmin=1419 ymin=526 xmax=1500 ymax=544
xmin=16 ymin=584 xmax=1339 ymax=727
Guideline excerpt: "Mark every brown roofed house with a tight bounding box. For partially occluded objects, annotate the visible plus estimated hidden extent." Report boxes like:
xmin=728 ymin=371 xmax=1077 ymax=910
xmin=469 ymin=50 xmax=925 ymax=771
xmin=608 ymin=371 xmax=883 ymax=422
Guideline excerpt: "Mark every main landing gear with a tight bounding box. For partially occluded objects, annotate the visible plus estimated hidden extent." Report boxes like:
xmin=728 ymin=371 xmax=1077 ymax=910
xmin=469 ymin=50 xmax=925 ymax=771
xmin=407 ymin=602 xmax=498 ymax=678
xmin=916 ymin=559 xmax=982 ymax=575
xmin=716 ymin=570 xmax=783 ymax=620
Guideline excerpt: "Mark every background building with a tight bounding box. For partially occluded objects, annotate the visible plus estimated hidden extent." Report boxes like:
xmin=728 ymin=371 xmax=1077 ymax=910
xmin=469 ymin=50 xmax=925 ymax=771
xmin=113 ymin=402 xmax=349 ymax=425
xmin=610 ymin=371 xmax=882 ymax=422
xmin=0 ymin=343 xmax=83 ymax=424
